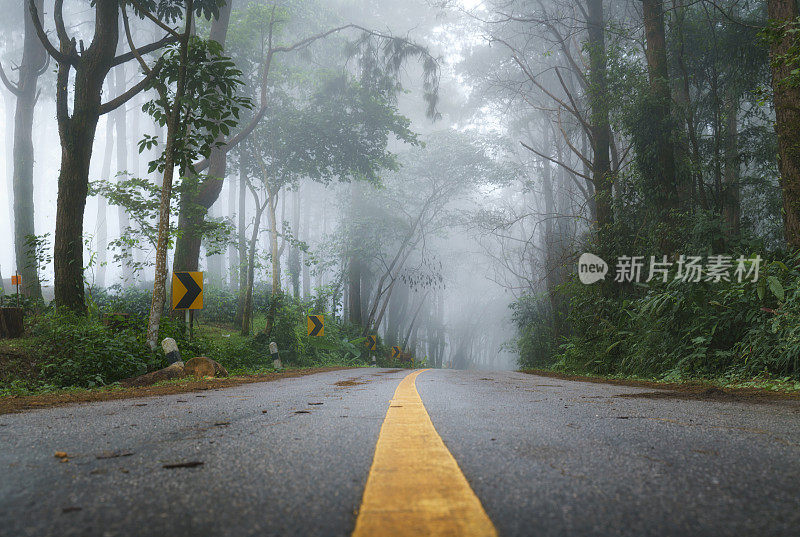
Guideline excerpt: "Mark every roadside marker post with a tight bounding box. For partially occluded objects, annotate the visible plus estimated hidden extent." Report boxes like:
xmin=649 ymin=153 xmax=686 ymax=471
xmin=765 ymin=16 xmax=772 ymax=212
xmin=366 ymin=335 xmax=377 ymax=351
xmin=391 ymin=346 xmax=401 ymax=359
xmin=307 ymin=315 xmax=324 ymax=336
xmin=10 ymin=275 xmax=20 ymax=308
xmin=269 ymin=341 xmax=282 ymax=369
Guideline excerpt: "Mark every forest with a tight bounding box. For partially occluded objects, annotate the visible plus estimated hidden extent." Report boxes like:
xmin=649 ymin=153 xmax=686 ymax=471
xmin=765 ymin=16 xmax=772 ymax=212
xmin=1 ymin=0 xmax=800 ymax=394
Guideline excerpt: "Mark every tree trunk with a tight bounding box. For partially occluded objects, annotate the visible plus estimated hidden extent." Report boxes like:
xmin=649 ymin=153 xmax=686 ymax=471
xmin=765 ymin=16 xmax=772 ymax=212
xmin=241 ymin=191 xmax=266 ymax=336
xmin=227 ymin=168 xmax=239 ymax=292
xmin=723 ymin=94 xmax=740 ymax=237
xmin=642 ymin=0 xmax=678 ymax=219
xmin=171 ymin=0 xmax=234 ymax=273
xmin=348 ymin=183 xmax=362 ymax=324
xmin=586 ymin=0 xmax=613 ymax=238
xmin=9 ymin=0 xmax=45 ymax=300
xmin=643 ymin=0 xmax=680 ymax=254
xmin=767 ymin=0 xmax=800 ymax=249
xmin=264 ymin=186 xmax=281 ymax=336
xmin=235 ymin=157 xmax=248 ymax=326
xmin=3 ymin=93 xmax=14 ymax=245
xmin=47 ymin=0 xmax=120 ymax=312
xmin=113 ymin=63 xmax=133 ymax=281
xmin=302 ymin=186 xmax=311 ymax=299
xmin=96 ymin=111 xmax=114 ymax=289
xmin=289 ymin=188 xmax=301 ymax=297
xmin=130 ymin=92 xmax=143 ymax=279
xmin=146 ymin=5 xmax=194 ymax=350
xmin=0 ymin=308 xmax=25 ymax=338
xmin=541 ymin=145 xmax=563 ymax=340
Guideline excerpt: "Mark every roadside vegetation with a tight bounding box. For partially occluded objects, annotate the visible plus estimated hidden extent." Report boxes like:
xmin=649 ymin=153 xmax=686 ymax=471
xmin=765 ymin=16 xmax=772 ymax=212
xmin=0 ymin=287 xmax=404 ymax=397
xmin=453 ymin=1 xmax=800 ymax=388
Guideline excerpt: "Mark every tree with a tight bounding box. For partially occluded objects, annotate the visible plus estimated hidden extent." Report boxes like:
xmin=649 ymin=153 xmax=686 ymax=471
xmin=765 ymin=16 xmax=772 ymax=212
xmin=766 ymin=0 xmax=800 ymax=249
xmin=586 ymin=0 xmax=614 ymax=238
xmin=0 ymin=0 xmax=47 ymax=299
xmin=642 ymin=0 xmax=678 ymax=236
xmin=170 ymin=3 xmax=441 ymax=278
xmin=26 ymin=0 xmax=182 ymax=311
xmin=241 ymin=73 xmax=419 ymax=336
xmin=123 ymin=4 xmax=251 ymax=350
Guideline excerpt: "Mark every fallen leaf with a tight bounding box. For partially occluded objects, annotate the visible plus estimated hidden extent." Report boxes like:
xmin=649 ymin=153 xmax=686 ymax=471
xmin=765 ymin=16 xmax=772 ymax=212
xmin=62 ymin=507 xmax=82 ymax=514
xmin=294 ymin=410 xmax=311 ymax=414
xmin=54 ymin=451 xmax=68 ymax=459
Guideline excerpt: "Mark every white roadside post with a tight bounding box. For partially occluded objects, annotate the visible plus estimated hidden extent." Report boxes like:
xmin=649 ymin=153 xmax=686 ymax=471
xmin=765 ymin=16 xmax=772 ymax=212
xmin=269 ymin=342 xmax=282 ymax=370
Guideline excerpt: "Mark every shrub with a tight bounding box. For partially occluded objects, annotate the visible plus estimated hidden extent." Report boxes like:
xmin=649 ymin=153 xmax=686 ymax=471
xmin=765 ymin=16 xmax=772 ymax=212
xmin=32 ymin=310 xmax=153 ymax=388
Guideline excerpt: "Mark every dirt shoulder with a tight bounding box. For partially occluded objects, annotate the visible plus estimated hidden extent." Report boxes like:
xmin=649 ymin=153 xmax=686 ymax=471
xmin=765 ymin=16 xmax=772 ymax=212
xmin=521 ymin=369 xmax=800 ymax=404
xmin=0 ymin=367 xmax=355 ymax=415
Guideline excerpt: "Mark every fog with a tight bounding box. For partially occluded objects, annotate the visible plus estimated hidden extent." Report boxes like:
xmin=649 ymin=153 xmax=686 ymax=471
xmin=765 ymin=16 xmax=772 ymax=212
xmin=1 ymin=0 xmax=783 ymax=373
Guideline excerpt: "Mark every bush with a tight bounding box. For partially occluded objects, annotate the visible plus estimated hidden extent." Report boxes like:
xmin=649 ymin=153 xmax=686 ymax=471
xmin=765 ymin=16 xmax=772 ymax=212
xmin=90 ymin=284 xmax=152 ymax=318
xmin=32 ymin=310 xmax=153 ymax=388
xmin=516 ymin=252 xmax=800 ymax=381
xmin=200 ymin=286 xmax=239 ymax=324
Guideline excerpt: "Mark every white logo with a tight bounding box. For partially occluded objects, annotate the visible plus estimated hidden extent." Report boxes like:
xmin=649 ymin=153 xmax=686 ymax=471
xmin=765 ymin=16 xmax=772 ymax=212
xmin=578 ymin=253 xmax=608 ymax=284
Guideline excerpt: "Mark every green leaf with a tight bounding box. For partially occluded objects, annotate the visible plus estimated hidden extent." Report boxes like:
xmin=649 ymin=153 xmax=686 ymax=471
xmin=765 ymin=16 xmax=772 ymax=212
xmin=768 ymin=276 xmax=785 ymax=301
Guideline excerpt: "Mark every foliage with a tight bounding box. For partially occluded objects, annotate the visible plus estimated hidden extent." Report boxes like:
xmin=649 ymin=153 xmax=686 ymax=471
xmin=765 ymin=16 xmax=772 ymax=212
xmin=30 ymin=310 xmax=153 ymax=389
xmin=515 ymin=252 xmax=800 ymax=381
xmin=141 ymin=36 xmax=253 ymax=174
xmin=90 ymin=174 xmax=234 ymax=271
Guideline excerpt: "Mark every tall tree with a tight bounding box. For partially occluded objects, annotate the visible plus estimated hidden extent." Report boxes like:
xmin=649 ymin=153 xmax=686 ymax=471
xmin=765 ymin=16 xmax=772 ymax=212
xmin=170 ymin=3 xmax=441 ymax=278
xmin=766 ymin=0 xmax=800 ymax=249
xmin=642 ymin=0 xmax=678 ymax=227
xmin=171 ymin=0 xmax=234 ymax=276
xmin=586 ymin=0 xmax=614 ymax=237
xmin=27 ymin=0 xmax=177 ymax=311
xmin=126 ymin=2 xmax=251 ymax=350
xmin=0 ymin=0 xmax=46 ymax=299
xmin=113 ymin=62 xmax=134 ymax=282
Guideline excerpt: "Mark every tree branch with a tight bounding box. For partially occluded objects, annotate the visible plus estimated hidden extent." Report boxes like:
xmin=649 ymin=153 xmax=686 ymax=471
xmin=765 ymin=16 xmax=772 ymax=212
xmin=99 ymin=62 xmax=162 ymax=115
xmin=520 ymin=141 xmax=592 ymax=182
xmin=27 ymin=0 xmax=73 ymax=65
xmin=112 ymin=33 xmax=176 ymax=67
xmin=0 ymin=61 xmax=21 ymax=96
xmin=127 ymin=0 xmax=182 ymax=39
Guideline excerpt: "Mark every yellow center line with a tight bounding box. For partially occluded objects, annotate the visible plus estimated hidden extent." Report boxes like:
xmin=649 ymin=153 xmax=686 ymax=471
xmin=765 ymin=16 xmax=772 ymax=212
xmin=352 ymin=369 xmax=498 ymax=537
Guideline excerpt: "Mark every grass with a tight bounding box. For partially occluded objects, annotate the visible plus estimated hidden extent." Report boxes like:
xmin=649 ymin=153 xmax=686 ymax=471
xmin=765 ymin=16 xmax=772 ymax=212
xmin=521 ymin=366 xmax=800 ymax=395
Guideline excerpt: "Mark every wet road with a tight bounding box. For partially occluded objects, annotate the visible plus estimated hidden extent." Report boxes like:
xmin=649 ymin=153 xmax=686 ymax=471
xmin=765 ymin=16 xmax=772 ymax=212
xmin=1 ymin=368 xmax=798 ymax=536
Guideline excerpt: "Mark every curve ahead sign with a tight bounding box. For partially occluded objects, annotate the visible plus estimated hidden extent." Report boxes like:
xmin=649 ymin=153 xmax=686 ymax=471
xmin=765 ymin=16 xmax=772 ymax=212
xmin=307 ymin=315 xmax=324 ymax=337
xmin=172 ymin=271 xmax=204 ymax=310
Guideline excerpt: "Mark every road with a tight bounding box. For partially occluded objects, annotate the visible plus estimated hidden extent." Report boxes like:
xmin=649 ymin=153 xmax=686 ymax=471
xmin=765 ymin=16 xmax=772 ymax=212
xmin=1 ymin=368 xmax=798 ymax=536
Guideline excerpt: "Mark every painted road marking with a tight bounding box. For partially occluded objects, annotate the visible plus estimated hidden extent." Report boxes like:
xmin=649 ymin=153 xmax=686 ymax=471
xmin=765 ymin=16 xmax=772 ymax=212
xmin=352 ymin=370 xmax=498 ymax=537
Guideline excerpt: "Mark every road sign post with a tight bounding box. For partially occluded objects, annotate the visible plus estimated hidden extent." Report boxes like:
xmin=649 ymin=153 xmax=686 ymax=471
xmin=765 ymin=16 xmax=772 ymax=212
xmin=307 ymin=315 xmax=324 ymax=336
xmin=366 ymin=335 xmax=377 ymax=351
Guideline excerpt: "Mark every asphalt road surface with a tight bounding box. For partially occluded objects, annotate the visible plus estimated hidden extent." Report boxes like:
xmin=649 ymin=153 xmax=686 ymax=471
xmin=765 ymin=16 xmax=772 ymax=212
xmin=1 ymin=368 xmax=798 ymax=536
